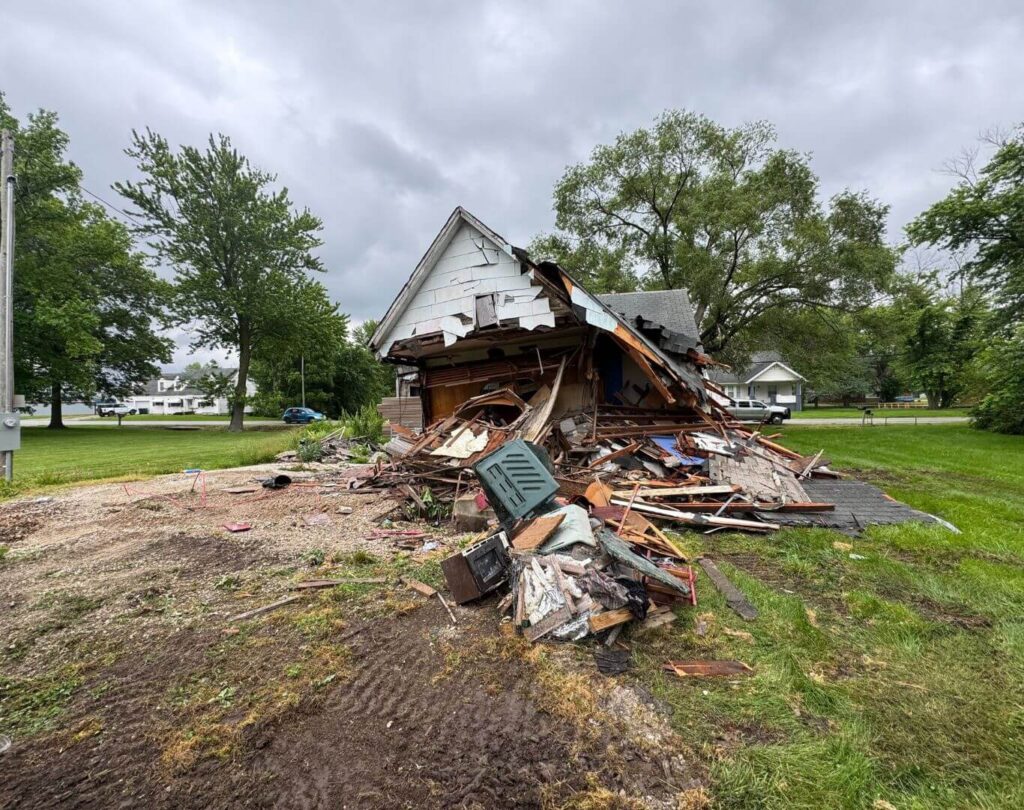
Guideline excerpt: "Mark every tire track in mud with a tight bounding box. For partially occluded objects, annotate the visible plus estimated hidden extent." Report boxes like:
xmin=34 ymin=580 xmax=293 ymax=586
xmin=254 ymin=604 xmax=593 ymax=810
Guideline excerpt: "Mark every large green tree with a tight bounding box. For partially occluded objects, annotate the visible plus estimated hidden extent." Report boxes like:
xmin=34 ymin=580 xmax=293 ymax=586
xmin=899 ymin=284 xmax=987 ymax=408
xmin=532 ymin=110 xmax=897 ymax=359
xmin=1 ymin=96 xmax=170 ymax=428
xmin=250 ymin=314 xmax=393 ymax=419
xmin=908 ymin=127 xmax=1024 ymax=323
xmin=116 ymin=131 xmax=326 ymax=431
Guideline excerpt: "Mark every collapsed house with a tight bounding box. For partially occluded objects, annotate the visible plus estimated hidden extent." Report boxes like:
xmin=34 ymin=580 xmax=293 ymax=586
xmin=357 ymin=207 xmax=938 ymax=644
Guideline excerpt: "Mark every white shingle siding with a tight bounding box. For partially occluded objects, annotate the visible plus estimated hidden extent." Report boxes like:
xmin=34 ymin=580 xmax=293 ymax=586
xmin=381 ymin=221 xmax=554 ymax=354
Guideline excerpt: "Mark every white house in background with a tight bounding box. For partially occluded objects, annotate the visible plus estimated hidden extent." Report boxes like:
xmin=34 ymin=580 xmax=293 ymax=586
xmin=708 ymin=351 xmax=806 ymax=411
xmin=124 ymin=369 xmax=256 ymax=415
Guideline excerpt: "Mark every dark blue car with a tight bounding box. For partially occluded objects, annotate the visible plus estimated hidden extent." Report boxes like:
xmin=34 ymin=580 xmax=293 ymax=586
xmin=282 ymin=407 xmax=326 ymax=424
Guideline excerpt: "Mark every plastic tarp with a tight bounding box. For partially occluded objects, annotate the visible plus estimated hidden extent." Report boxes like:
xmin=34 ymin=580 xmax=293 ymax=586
xmin=650 ymin=435 xmax=705 ymax=466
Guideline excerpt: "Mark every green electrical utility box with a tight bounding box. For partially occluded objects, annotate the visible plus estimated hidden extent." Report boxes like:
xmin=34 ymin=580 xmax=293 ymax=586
xmin=473 ymin=438 xmax=558 ymax=524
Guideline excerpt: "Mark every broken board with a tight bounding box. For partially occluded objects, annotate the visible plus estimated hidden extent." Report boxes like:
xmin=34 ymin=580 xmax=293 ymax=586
xmin=511 ymin=513 xmax=566 ymax=551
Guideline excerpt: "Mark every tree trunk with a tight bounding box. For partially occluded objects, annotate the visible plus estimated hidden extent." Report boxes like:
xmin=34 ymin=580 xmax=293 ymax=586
xmin=229 ymin=340 xmax=250 ymax=433
xmin=48 ymin=382 xmax=64 ymax=429
xmin=925 ymin=392 xmax=938 ymax=409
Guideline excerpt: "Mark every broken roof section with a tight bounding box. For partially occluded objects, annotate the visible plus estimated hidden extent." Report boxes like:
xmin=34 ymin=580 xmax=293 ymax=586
xmin=370 ymin=206 xmax=711 ymax=409
xmin=598 ymin=290 xmax=703 ymax=356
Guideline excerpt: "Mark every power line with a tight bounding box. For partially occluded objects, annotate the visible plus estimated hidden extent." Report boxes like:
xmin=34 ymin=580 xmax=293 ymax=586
xmin=81 ymin=186 xmax=143 ymax=225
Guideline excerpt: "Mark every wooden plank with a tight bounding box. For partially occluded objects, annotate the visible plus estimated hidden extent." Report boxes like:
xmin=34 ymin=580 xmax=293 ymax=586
xmin=588 ymin=608 xmax=635 ymax=633
xmin=405 ymin=578 xmax=438 ymax=597
xmin=697 ymin=557 xmax=758 ymax=621
xmin=606 ymin=500 xmax=834 ymax=513
xmin=585 ymin=479 xmax=614 ymax=507
xmin=609 ymin=498 xmax=779 ymax=532
xmin=754 ymin=435 xmax=802 ymax=460
xmin=292 ymin=578 xmax=387 ymax=590
xmin=511 ymin=513 xmax=566 ymax=551
xmin=611 ymin=484 xmax=738 ymax=499
xmin=663 ymin=660 xmax=754 ymax=677
xmin=227 ymin=595 xmax=302 ymax=623
xmin=524 ymin=604 xmax=572 ymax=642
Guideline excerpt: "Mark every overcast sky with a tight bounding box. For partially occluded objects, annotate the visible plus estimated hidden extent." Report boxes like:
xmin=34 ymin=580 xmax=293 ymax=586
xmin=3 ymin=0 xmax=1023 ymax=368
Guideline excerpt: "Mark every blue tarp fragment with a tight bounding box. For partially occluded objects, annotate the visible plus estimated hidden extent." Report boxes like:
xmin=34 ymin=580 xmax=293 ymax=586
xmin=650 ymin=435 xmax=704 ymax=466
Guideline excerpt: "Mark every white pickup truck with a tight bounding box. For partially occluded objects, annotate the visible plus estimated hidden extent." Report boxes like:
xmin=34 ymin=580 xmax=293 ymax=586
xmin=726 ymin=398 xmax=791 ymax=425
xmin=96 ymin=404 xmax=137 ymax=417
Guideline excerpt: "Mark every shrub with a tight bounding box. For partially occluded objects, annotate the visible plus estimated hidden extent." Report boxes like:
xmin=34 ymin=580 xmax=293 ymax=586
xmin=343 ymin=404 xmax=385 ymax=443
xmin=296 ymin=439 xmax=324 ymax=463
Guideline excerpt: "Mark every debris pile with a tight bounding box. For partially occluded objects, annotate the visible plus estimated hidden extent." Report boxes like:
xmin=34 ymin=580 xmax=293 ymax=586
xmin=275 ymin=429 xmax=387 ymax=464
xmin=425 ymin=439 xmax=697 ymax=645
xmin=357 ymin=384 xmax=837 ymax=533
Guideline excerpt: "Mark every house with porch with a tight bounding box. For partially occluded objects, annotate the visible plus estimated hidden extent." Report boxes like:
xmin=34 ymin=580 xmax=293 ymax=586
xmin=707 ymin=351 xmax=805 ymax=411
xmin=123 ymin=369 xmax=256 ymax=415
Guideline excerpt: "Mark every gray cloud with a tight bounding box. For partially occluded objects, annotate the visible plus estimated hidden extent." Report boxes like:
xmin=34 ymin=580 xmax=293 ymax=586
xmin=3 ymin=0 xmax=1023 ymax=354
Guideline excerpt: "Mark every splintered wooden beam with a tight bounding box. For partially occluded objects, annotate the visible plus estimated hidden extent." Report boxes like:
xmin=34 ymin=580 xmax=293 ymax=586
xmin=611 ymin=484 xmax=738 ymax=499
xmin=609 ymin=498 xmax=779 ymax=532
xmin=662 ymin=660 xmax=754 ymax=678
xmin=589 ymin=608 xmax=635 ymax=633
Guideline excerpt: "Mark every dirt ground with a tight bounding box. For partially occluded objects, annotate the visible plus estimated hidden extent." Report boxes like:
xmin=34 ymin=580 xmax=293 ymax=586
xmin=0 ymin=465 xmax=701 ymax=809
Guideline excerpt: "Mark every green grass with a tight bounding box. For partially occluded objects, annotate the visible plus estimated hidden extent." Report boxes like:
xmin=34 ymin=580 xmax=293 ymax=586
xmin=1 ymin=425 xmax=297 ymax=497
xmin=117 ymin=413 xmax=279 ymax=422
xmin=633 ymin=424 xmax=1024 ymax=809
xmin=791 ymin=406 xmax=970 ymax=419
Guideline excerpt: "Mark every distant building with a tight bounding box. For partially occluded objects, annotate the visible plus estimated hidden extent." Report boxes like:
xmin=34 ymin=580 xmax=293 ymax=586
xmin=124 ymin=370 xmax=256 ymax=415
xmin=708 ymin=351 xmax=806 ymax=411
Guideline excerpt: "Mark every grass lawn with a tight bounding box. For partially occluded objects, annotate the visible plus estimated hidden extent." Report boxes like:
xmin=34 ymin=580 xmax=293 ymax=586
xmin=632 ymin=424 xmax=1024 ymax=808
xmin=118 ymin=413 xmax=278 ymax=422
xmin=791 ymin=406 xmax=971 ymax=419
xmin=2 ymin=425 xmax=297 ymax=496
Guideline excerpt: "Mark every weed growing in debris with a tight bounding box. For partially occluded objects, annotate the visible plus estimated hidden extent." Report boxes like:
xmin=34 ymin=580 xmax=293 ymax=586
xmin=214 ymin=574 xmax=242 ymax=591
xmin=295 ymin=438 xmax=324 ymax=463
xmin=625 ymin=425 xmax=1024 ymax=809
xmin=302 ymin=548 xmax=326 ymax=567
xmin=342 ymin=404 xmax=386 ymax=443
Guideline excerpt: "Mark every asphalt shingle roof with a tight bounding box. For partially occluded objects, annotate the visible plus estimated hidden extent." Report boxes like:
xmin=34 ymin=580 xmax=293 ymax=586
xmin=597 ymin=290 xmax=700 ymax=345
xmin=707 ymin=351 xmax=787 ymax=385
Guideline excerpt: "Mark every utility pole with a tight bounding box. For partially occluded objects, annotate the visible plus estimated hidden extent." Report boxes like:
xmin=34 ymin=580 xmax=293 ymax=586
xmin=0 ymin=130 xmax=17 ymax=481
xmin=300 ymin=354 xmax=306 ymax=407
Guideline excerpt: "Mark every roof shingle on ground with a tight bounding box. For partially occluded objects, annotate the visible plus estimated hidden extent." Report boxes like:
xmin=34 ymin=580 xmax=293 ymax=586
xmin=763 ymin=478 xmax=937 ymax=533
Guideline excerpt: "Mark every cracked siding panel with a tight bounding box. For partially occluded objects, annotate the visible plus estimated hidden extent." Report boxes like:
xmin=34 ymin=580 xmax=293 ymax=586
xmin=519 ymin=312 xmax=556 ymax=330
xmin=568 ymin=286 xmax=618 ymax=332
xmin=382 ymin=221 xmax=554 ymax=354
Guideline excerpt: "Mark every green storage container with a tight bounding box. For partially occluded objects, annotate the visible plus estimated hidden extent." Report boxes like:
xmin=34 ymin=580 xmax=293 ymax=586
xmin=473 ymin=439 xmax=558 ymax=523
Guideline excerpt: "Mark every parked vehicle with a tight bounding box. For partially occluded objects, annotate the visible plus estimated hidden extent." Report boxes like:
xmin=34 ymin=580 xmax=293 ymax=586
xmin=282 ymin=407 xmax=325 ymax=424
xmin=726 ymin=399 xmax=790 ymax=424
xmin=97 ymin=404 xmax=138 ymax=417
